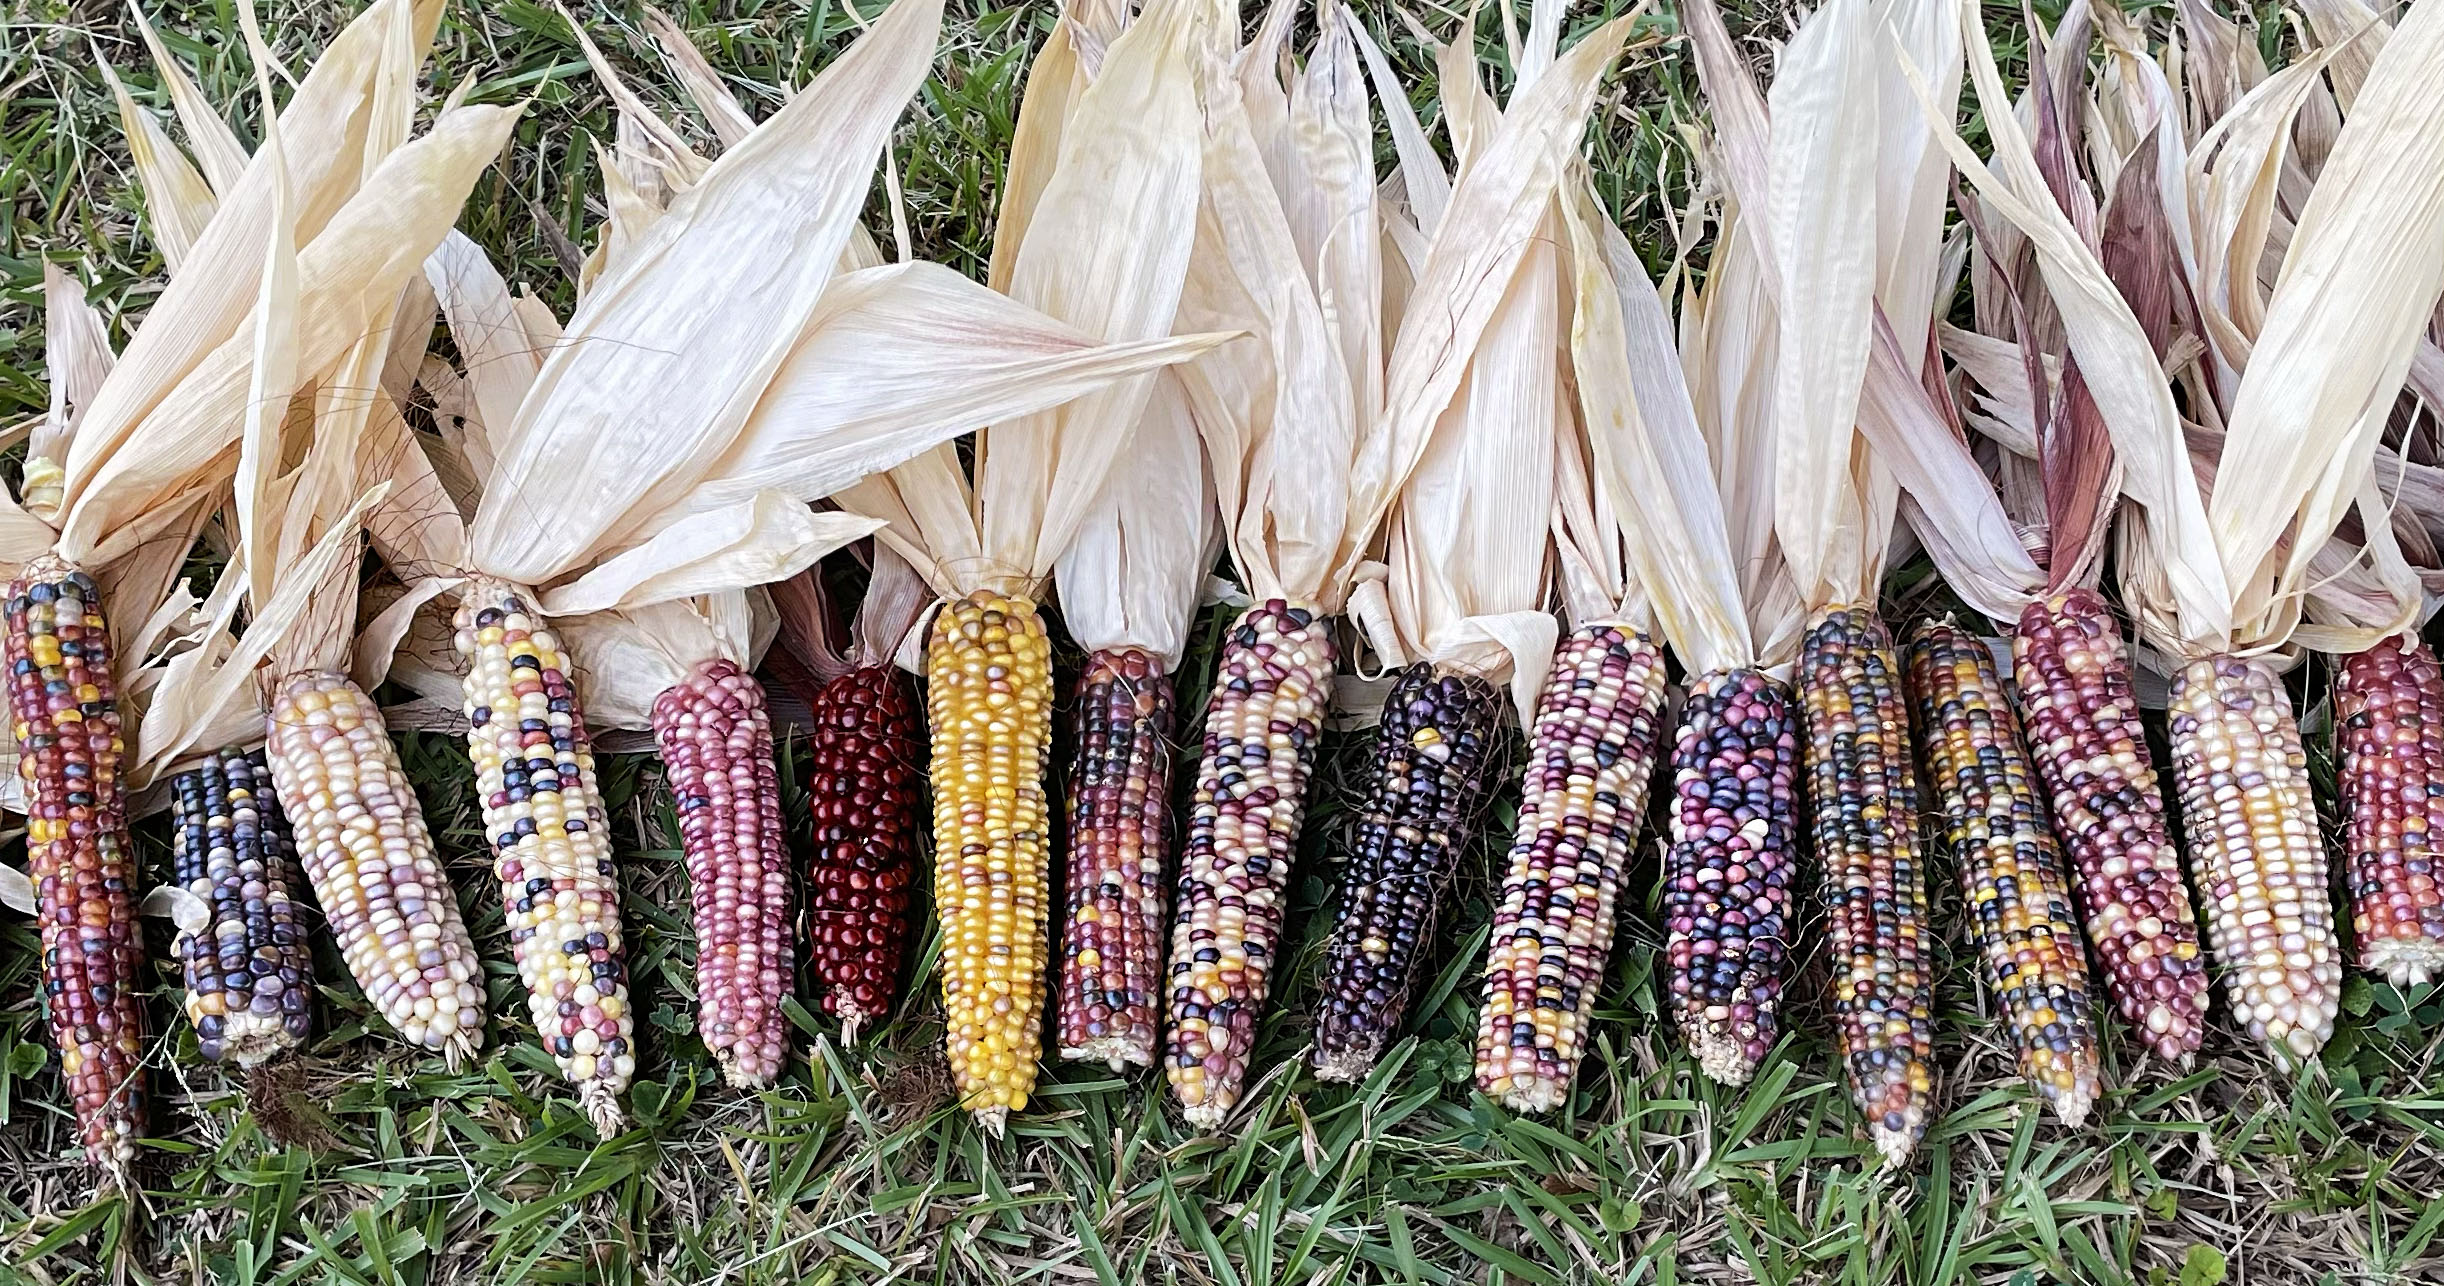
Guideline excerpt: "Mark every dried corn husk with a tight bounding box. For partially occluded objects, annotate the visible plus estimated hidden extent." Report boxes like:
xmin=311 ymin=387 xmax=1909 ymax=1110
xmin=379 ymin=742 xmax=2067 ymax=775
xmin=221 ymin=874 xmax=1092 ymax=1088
xmin=1353 ymin=13 xmax=1632 ymax=719
xmin=847 ymin=0 xmax=1216 ymax=603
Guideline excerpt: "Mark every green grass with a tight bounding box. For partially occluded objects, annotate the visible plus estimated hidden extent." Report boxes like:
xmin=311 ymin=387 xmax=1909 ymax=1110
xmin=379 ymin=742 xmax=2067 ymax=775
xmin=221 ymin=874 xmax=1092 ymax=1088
xmin=3 ymin=1 xmax=2443 ymax=1283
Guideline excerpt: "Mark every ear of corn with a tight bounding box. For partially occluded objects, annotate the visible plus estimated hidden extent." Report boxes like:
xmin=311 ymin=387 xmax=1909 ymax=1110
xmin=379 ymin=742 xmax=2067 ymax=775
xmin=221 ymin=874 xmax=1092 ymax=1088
xmin=1663 ymin=667 xmax=1800 ymax=1087
xmin=2168 ymin=654 xmax=2340 ymax=1060
xmin=1905 ymin=621 xmax=2100 ymax=1126
xmin=1165 ymin=599 xmax=1334 ymax=1126
xmin=1314 ymin=663 xmax=1506 ymax=1083
xmin=9 ymin=562 xmax=144 ymax=1182
xmin=1800 ymin=605 xmax=1934 ymax=1167
xmin=2010 ymin=590 xmax=2208 ymax=1062
xmin=454 ymin=579 xmax=634 ymax=1133
xmin=805 ymin=663 xmax=924 ymax=1037
xmin=653 ymin=658 xmax=792 ymax=1088
xmin=927 ymin=590 xmax=1056 ymax=1132
xmin=1058 ymin=648 xmax=1177 ymax=1071
xmin=2338 ymin=633 xmax=2444 ymax=986
xmin=170 ymin=748 xmax=314 ymax=1067
xmin=265 ymin=670 xmax=487 ymax=1064
xmin=1474 ymin=625 xmax=1667 ymax=1113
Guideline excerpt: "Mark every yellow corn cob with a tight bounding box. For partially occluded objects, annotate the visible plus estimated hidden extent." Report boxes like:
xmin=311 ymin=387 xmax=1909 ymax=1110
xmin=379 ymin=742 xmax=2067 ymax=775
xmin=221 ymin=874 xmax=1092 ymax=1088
xmin=453 ymin=579 xmax=634 ymax=1133
xmin=926 ymin=590 xmax=1056 ymax=1133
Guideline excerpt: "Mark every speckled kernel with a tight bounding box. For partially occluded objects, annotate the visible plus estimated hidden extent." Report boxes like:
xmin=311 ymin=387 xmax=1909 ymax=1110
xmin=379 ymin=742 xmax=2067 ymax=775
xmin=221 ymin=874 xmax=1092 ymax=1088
xmin=267 ymin=671 xmax=486 ymax=1063
xmin=2337 ymin=633 xmax=2444 ymax=987
xmin=1663 ymin=667 xmax=1798 ymax=1088
xmin=1906 ymin=621 xmax=2099 ymax=1126
xmin=454 ymin=579 xmax=633 ymax=1133
xmin=2012 ymin=590 xmax=2207 ymax=1062
xmin=1314 ymin=663 xmax=1505 ymax=1084
xmin=1474 ymin=626 xmax=1666 ymax=1113
xmin=8 ymin=562 xmax=144 ymax=1180
xmin=1058 ymin=648 xmax=1178 ymax=1071
xmin=1164 ymin=600 xmax=1335 ymax=1128
xmin=653 ymin=658 xmax=792 ymax=1088
xmin=171 ymin=749 xmax=315 ymax=1066
xmin=2167 ymin=653 xmax=2339 ymax=1062
xmin=1801 ymin=605 xmax=1933 ymax=1167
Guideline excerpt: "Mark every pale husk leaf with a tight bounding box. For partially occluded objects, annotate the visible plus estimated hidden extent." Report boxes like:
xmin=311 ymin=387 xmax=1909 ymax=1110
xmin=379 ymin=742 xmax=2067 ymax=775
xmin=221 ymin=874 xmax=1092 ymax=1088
xmin=2208 ymin=0 xmax=2444 ymax=652
xmin=129 ymin=0 xmax=258 ymax=193
xmin=539 ymin=492 xmax=881 ymax=618
xmin=100 ymin=58 xmax=218 ymax=271
xmin=469 ymin=0 xmax=943 ymax=586
xmin=972 ymin=0 xmax=1212 ymax=584
xmin=1053 ymin=371 xmax=1219 ymax=664
xmin=63 ymin=0 xmax=437 ymax=525
xmin=60 ymin=102 xmax=521 ymax=564
xmin=1564 ymin=181 xmax=1749 ymax=675
xmin=38 ymin=263 xmax=113 ymax=477
xmin=642 ymin=5 xmax=759 ymax=149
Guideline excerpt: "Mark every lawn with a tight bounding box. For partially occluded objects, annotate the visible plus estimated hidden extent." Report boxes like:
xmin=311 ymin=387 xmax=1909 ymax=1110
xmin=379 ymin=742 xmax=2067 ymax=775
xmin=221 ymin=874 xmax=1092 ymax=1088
xmin=3 ymin=1 xmax=2442 ymax=1283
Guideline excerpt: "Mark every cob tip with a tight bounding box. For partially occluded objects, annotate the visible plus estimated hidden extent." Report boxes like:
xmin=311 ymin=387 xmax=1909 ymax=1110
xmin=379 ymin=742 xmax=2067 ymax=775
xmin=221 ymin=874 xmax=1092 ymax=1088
xmin=2050 ymin=1077 xmax=2096 ymax=1131
xmin=973 ymin=1105 xmax=1008 ymax=1139
xmin=1179 ymin=1100 xmax=1229 ymax=1130
xmin=1694 ymin=1033 xmax=1759 ymax=1088
xmin=2364 ymin=942 xmax=2444 ymax=988
xmin=581 ymin=1082 xmax=626 ymax=1137
xmin=1062 ymin=1036 xmax=1152 ymax=1073
xmin=1313 ymin=1048 xmax=1374 ymax=1085
xmin=1873 ymin=1127 xmax=1917 ymax=1171
xmin=1496 ymin=1081 xmax=1568 ymax=1116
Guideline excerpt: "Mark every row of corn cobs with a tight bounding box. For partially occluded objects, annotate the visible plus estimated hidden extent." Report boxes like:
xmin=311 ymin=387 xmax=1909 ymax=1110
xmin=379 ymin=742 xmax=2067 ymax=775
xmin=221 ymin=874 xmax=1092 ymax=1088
xmin=22 ymin=573 xmax=2441 ymax=1175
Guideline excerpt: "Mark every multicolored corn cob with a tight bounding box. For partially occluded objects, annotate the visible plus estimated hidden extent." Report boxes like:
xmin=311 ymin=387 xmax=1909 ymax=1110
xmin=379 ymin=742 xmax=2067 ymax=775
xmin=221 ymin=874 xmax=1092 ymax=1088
xmin=1800 ymin=605 xmax=1934 ymax=1167
xmin=2167 ymin=654 xmax=2340 ymax=1061
xmin=1905 ymin=622 xmax=2100 ymax=1126
xmin=453 ymin=579 xmax=635 ymax=1133
xmin=1314 ymin=663 xmax=1506 ymax=1083
xmin=266 ymin=670 xmax=486 ymax=1063
xmin=2338 ymin=633 xmax=2444 ymax=986
xmin=652 ymin=658 xmax=792 ymax=1088
xmin=170 ymin=749 xmax=314 ymax=1066
xmin=1058 ymin=648 xmax=1177 ymax=1070
xmin=1165 ymin=599 xmax=1334 ymax=1126
xmin=926 ymin=590 xmax=1056 ymax=1131
xmin=8 ymin=561 xmax=145 ymax=1181
xmin=1474 ymin=625 xmax=1666 ymax=1112
xmin=2011 ymin=590 xmax=2207 ymax=1061
xmin=1663 ymin=668 xmax=1800 ymax=1086
xmin=804 ymin=663 xmax=923 ymax=1036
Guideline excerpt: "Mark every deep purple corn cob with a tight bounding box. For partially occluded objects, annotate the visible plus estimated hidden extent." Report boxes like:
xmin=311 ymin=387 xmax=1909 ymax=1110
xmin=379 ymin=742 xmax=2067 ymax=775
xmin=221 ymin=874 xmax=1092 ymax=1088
xmin=9 ymin=561 xmax=145 ymax=1182
xmin=1800 ymin=605 xmax=1934 ymax=1167
xmin=2338 ymin=633 xmax=2444 ymax=986
xmin=2167 ymin=654 xmax=2339 ymax=1061
xmin=1474 ymin=626 xmax=1667 ymax=1112
xmin=1906 ymin=622 xmax=2100 ymax=1126
xmin=2012 ymin=589 xmax=2208 ymax=1060
xmin=1166 ymin=600 xmax=1334 ymax=1125
xmin=1663 ymin=668 xmax=1800 ymax=1086
xmin=652 ymin=658 xmax=792 ymax=1088
xmin=804 ymin=664 xmax=924 ymax=1037
xmin=1059 ymin=648 xmax=1178 ymax=1070
xmin=171 ymin=749 xmax=314 ymax=1066
xmin=1313 ymin=663 xmax=1506 ymax=1083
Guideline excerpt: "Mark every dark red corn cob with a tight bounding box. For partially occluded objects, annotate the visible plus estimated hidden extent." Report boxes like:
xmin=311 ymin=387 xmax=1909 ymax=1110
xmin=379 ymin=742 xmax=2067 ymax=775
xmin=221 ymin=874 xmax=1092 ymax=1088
xmin=803 ymin=663 xmax=924 ymax=1036
xmin=1313 ymin=663 xmax=1506 ymax=1083
xmin=8 ymin=560 xmax=145 ymax=1183
xmin=653 ymin=658 xmax=793 ymax=1088
xmin=1906 ymin=622 xmax=2100 ymax=1126
xmin=171 ymin=749 xmax=315 ymax=1067
xmin=1800 ymin=605 xmax=1934 ymax=1168
xmin=1473 ymin=625 xmax=1668 ymax=1112
xmin=1058 ymin=648 xmax=1178 ymax=1070
xmin=2011 ymin=589 xmax=2208 ymax=1060
xmin=1663 ymin=668 xmax=1800 ymax=1087
xmin=2338 ymin=633 xmax=2444 ymax=986
xmin=1166 ymin=600 xmax=1334 ymax=1126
